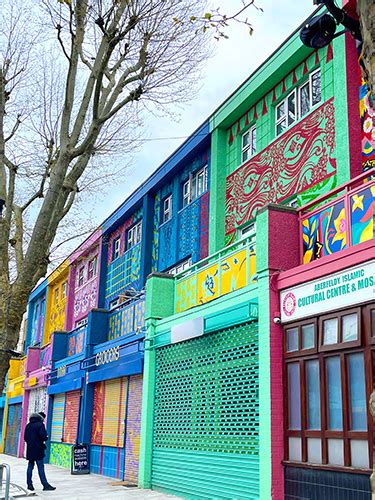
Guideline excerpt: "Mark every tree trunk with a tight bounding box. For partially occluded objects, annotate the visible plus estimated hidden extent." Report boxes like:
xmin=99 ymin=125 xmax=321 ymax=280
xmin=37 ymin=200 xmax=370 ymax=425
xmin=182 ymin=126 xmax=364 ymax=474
xmin=357 ymin=0 xmax=375 ymax=96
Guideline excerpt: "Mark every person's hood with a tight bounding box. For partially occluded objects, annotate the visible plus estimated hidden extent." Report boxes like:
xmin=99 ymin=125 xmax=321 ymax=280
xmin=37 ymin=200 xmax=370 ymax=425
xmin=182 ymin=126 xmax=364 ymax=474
xmin=29 ymin=413 xmax=43 ymax=422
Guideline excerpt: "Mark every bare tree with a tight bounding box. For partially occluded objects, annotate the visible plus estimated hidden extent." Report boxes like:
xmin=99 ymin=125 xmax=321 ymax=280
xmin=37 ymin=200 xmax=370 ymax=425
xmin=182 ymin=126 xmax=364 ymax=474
xmin=0 ymin=0 xmax=259 ymax=389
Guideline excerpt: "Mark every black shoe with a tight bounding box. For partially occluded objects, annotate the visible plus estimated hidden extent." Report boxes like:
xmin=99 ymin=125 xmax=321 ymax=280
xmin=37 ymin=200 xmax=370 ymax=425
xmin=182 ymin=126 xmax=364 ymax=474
xmin=43 ymin=485 xmax=56 ymax=491
xmin=27 ymin=485 xmax=35 ymax=491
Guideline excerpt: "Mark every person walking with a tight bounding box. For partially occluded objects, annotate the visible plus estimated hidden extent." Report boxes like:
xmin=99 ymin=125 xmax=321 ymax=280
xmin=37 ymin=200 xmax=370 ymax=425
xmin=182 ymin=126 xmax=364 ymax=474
xmin=24 ymin=411 xmax=56 ymax=492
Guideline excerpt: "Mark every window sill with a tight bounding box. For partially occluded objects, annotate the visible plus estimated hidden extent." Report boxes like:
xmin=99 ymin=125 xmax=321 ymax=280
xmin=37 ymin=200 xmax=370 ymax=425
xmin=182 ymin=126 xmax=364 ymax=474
xmin=282 ymin=460 xmax=372 ymax=475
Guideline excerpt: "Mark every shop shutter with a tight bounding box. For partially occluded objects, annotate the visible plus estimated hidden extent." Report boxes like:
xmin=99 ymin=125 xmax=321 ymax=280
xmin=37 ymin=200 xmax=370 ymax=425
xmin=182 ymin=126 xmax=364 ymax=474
xmin=51 ymin=393 xmax=66 ymax=442
xmin=152 ymin=322 xmax=259 ymax=499
xmin=102 ymin=378 xmax=127 ymax=447
xmin=91 ymin=381 xmax=105 ymax=445
xmin=63 ymin=390 xmax=81 ymax=444
xmin=124 ymin=374 xmax=143 ymax=484
xmin=4 ymin=403 xmax=22 ymax=456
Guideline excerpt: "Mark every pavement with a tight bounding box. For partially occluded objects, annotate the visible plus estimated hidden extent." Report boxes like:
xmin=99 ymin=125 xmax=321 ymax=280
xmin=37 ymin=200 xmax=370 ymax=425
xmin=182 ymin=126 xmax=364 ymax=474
xmin=0 ymin=454 xmax=182 ymax=500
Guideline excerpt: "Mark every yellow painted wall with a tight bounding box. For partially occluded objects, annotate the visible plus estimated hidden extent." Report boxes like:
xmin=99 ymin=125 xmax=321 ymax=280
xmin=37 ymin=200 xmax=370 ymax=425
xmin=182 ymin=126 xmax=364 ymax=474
xmin=44 ymin=260 xmax=69 ymax=345
xmin=0 ymin=358 xmax=26 ymax=452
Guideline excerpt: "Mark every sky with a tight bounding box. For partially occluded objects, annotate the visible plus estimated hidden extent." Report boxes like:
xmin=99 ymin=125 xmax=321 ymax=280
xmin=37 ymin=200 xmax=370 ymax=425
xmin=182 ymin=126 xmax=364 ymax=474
xmin=90 ymin=1 xmax=316 ymax=225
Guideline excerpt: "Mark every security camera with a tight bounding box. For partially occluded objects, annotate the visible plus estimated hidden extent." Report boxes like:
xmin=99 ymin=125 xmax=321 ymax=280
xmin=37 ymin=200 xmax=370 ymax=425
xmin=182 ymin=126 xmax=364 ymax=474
xmin=273 ymin=317 xmax=281 ymax=324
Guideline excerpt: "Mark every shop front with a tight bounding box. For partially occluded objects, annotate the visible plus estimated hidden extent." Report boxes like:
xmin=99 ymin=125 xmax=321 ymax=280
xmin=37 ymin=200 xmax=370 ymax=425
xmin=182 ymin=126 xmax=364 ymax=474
xmin=279 ymin=256 xmax=374 ymax=499
xmin=1 ymin=358 xmax=26 ymax=457
xmin=47 ymin=330 xmax=86 ymax=469
xmin=82 ymin=332 xmax=144 ymax=482
xmin=139 ymin=270 xmax=260 ymax=499
xmin=20 ymin=344 xmax=52 ymax=454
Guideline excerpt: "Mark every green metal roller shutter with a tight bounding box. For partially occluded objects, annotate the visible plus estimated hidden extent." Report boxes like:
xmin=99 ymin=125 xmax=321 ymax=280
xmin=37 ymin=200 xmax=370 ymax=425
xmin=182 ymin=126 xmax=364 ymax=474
xmin=152 ymin=322 xmax=259 ymax=499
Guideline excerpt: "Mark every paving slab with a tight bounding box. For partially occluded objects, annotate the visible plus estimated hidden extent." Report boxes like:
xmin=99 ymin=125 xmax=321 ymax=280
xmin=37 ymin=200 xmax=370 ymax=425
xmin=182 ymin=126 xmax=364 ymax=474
xmin=0 ymin=454 xmax=182 ymax=500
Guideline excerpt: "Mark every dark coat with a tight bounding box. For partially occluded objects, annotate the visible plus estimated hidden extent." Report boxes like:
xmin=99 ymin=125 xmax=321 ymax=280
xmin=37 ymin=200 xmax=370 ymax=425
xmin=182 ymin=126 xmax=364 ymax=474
xmin=24 ymin=413 xmax=48 ymax=461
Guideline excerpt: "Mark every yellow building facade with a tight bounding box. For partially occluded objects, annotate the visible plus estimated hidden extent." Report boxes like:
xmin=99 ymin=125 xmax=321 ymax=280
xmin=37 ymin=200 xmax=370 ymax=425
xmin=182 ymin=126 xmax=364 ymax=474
xmin=44 ymin=260 xmax=69 ymax=345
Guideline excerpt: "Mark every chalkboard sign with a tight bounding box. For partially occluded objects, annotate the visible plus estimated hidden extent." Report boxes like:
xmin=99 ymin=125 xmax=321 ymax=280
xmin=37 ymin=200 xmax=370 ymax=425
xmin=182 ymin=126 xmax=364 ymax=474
xmin=71 ymin=444 xmax=90 ymax=475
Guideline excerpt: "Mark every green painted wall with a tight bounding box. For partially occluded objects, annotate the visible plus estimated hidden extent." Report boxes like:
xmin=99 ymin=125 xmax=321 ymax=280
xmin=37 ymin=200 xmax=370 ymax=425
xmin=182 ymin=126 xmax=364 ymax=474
xmin=208 ymin=13 xmax=353 ymax=253
xmin=255 ymin=208 xmax=271 ymax=500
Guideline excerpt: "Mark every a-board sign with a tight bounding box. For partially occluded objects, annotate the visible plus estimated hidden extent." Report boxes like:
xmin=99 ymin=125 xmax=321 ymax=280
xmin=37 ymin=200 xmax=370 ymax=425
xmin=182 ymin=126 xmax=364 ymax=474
xmin=71 ymin=444 xmax=90 ymax=475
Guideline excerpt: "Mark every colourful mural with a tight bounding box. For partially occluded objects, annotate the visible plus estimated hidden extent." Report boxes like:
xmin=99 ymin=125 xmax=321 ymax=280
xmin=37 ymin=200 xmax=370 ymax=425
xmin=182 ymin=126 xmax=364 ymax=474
xmin=67 ymin=326 xmax=86 ymax=357
xmin=151 ymin=194 xmax=160 ymax=273
xmin=105 ymin=244 xmax=142 ymax=307
xmin=39 ymin=344 xmax=52 ymax=368
xmin=49 ymin=442 xmax=72 ymax=469
xmin=108 ymin=299 xmax=145 ymax=341
xmin=360 ymin=81 xmax=375 ymax=170
xmin=73 ymin=269 xmax=99 ymax=320
xmin=107 ymin=209 xmax=142 ymax=267
xmin=225 ymin=98 xmax=336 ymax=238
xmin=175 ymin=242 xmax=256 ymax=313
xmin=91 ymin=381 xmax=105 ymax=445
xmin=302 ymin=182 xmax=375 ymax=263
xmin=124 ymin=375 xmax=143 ymax=484
xmin=350 ymin=184 xmax=375 ymax=245
xmin=302 ymin=199 xmax=347 ymax=263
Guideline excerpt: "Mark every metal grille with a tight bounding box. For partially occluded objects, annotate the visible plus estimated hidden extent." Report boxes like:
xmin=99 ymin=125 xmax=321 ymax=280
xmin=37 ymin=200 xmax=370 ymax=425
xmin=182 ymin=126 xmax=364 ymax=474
xmin=154 ymin=322 xmax=258 ymax=455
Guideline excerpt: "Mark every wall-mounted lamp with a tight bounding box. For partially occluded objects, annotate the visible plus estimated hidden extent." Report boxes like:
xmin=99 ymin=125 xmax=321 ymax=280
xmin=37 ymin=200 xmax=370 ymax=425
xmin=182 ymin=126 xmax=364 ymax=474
xmin=300 ymin=0 xmax=361 ymax=49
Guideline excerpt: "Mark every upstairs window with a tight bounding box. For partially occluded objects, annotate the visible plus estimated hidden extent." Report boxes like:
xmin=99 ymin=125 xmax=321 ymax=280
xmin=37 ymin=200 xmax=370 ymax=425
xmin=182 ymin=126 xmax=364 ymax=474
xmin=242 ymin=126 xmax=256 ymax=162
xmin=77 ymin=266 xmax=85 ymax=287
xmin=62 ymin=281 xmax=68 ymax=298
xmin=239 ymin=222 xmax=256 ymax=240
xmin=276 ymin=69 xmax=321 ymax=137
xmin=112 ymin=236 xmax=121 ymax=261
xmin=88 ymin=256 xmax=98 ymax=280
xmin=54 ymin=287 xmax=59 ymax=304
xmin=162 ymin=195 xmax=172 ymax=223
xmin=181 ymin=165 xmax=208 ymax=208
xmin=127 ymin=220 xmax=142 ymax=250
xmin=167 ymin=258 xmax=192 ymax=276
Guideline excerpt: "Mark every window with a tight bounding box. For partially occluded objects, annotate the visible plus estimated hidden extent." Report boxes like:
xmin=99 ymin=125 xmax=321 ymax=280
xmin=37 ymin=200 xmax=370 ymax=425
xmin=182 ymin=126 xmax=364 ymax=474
xmin=242 ymin=127 xmax=256 ymax=162
xmin=284 ymin=306 xmax=372 ymax=470
xmin=239 ymin=222 xmax=256 ymax=240
xmin=75 ymin=317 xmax=88 ymax=327
xmin=181 ymin=165 xmax=208 ymax=208
xmin=88 ymin=256 xmax=98 ymax=280
xmin=182 ymin=181 xmax=190 ymax=208
xmin=77 ymin=266 xmax=85 ymax=287
xmin=276 ymin=69 xmax=321 ymax=137
xmin=276 ymin=90 xmax=297 ymax=136
xmin=319 ymin=308 xmax=361 ymax=350
xmin=162 ymin=195 xmax=172 ymax=223
xmin=62 ymin=282 xmax=68 ymax=298
xmin=54 ymin=287 xmax=59 ymax=304
xmin=166 ymin=258 xmax=192 ymax=276
xmin=109 ymin=298 xmax=119 ymax=310
xmin=113 ymin=236 xmax=121 ymax=261
xmin=127 ymin=220 xmax=142 ymax=250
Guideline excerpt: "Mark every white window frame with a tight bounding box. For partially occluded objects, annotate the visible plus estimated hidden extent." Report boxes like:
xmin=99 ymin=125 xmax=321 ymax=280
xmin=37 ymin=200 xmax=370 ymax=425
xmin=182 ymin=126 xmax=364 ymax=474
xmin=241 ymin=126 xmax=256 ymax=163
xmin=275 ymin=69 xmax=321 ymax=137
xmin=182 ymin=165 xmax=208 ymax=208
xmin=54 ymin=287 xmax=59 ymax=304
xmin=113 ymin=236 xmax=121 ymax=260
xmin=109 ymin=298 xmax=120 ymax=310
xmin=88 ymin=256 xmax=98 ymax=280
xmin=162 ymin=195 xmax=172 ymax=223
xmin=167 ymin=258 xmax=192 ymax=276
xmin=77 ymin=266 xmax=85 ymax=287
xmin=127 ymin=220 xmax=142 ymax=250
xmin=62 ymin=281 xmax=68 ymax=298
xmin=239 ymin=222 xmax=256 ymax=240
xmin=76 ymin=317 xmax=88 ymax=327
